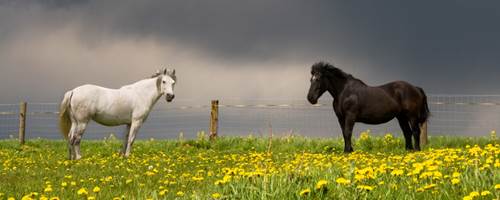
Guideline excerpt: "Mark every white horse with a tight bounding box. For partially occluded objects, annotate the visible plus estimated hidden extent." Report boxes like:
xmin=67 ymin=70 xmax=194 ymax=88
xmin=59 ymin=68 xmax=176 ymax=160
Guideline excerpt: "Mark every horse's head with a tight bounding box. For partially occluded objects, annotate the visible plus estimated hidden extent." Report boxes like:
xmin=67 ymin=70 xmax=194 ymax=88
xmin=153 ymin=68 xmax=176 ymax=102
xmin=307 ymin=62 xmax=329 ymax=104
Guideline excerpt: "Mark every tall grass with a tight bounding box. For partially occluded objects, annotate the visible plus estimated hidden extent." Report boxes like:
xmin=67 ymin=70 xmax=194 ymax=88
xmin=0 ymin=134 xmax=498 ymax=199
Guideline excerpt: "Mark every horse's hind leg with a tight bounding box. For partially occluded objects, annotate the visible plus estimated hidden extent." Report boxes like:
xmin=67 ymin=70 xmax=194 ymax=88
xmin=67 ymin=123 xmax=77 ymax=160
xmin=71 ymin=122 xmax=88 ymax=160
xmin=397 ymin=117 xmax=413 ymax=150
xmin=121 ymin=124 xmax=131 ymax=155
xmin=410 ymin=120 xmax=421 ymax=151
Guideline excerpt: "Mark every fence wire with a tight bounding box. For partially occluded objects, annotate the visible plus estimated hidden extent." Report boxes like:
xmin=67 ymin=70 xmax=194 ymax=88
xmin=0 ymin=95 xmax=499 ymax=140
xmin=0 ymin=104 xmax=19 ymax=139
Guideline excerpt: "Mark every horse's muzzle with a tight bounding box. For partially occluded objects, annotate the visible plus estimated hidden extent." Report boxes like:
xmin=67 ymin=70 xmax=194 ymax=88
xmin=307 ymin=94 xmax=318 ymax=105
xmin=166 ymin=94 xmax=175 ymax=102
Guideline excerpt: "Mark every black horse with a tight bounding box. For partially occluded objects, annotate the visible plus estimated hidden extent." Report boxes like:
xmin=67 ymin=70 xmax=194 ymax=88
xmin=307 ymin=62 xmax=430 ymax=153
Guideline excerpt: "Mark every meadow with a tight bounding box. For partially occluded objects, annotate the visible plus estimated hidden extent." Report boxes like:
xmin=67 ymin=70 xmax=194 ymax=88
xmin=0 ymin=132 xmax=499 ymax=200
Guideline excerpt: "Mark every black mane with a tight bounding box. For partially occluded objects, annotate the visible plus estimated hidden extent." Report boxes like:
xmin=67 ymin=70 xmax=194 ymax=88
xmin=312 ymin=62 xmax=365 ymax=85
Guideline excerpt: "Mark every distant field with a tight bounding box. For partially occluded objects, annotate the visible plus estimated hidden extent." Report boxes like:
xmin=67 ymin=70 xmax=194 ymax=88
xmin=0 ymin=134 xmax=499 ymax=199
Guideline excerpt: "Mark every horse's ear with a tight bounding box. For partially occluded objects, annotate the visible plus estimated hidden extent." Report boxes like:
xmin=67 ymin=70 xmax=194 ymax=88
xmin=151 ymin=70 xmax=161 ymax=78
xmin=172 ymin=69 xmax=176 ymax=75
xmin=163 ymin=68 xmax=167 ymax=75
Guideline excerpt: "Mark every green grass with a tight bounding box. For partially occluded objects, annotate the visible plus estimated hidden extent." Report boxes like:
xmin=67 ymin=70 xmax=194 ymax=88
xmin=0 ymin=134 xmax=498 ymax=200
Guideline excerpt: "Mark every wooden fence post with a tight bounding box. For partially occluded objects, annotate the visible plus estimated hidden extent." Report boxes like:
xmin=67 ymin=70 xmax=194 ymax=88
xmin=209 ymin=100 xmax=219 ymax=140
xmin=420 ymin=121 xmax=428 ymax=146
xmin=19 ymin=102 xmax=27 ymax=145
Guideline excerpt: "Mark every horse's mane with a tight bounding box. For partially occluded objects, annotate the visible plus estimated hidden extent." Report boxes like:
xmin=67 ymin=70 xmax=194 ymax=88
xmin=312 ymin=62 xmax=365 ymax=85
xmin=151 ymin=68 xmax=177 ymax=81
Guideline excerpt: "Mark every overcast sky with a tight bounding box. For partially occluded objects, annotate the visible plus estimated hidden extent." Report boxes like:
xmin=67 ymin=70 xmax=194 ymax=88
xmin=1 ymin=0 xmax=500 ymax=103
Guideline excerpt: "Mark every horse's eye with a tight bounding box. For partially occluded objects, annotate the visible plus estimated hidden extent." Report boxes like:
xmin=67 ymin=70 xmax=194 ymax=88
xmin=162 ymin=81 xmax=166 ymax=83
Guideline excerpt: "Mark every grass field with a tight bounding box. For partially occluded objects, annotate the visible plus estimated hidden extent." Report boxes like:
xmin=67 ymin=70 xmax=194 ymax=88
xmin=0 ymin=132 xmax=499 ymax=200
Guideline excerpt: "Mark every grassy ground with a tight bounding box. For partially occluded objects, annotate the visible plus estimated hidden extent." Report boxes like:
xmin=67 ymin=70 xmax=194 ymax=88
xmin=0 ymin=133 xmax=499 ymax=200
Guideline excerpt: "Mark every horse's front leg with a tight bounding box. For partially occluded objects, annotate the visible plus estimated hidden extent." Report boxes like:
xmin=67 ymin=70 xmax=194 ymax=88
xmin=341 ymin=116 xmax=355 ymax=153
xmin=121 ymin=124 xmax=131 ymax=155
xmin=124 ymin=120 xmax=143 ymax=157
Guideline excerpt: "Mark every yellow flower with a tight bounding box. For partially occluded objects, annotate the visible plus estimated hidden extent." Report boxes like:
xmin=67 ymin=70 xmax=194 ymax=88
xmin=315 ymin=180 xmax=328 ymax=190
xmin=176 ymin=191 xmax=184 ymax=197
xmin=44 ymin=186 xmax=53 ymax=193
xmin=451 ymin=178 xmax=460 ymax=185
xmin=469 ymin=191 xmax=479 ymax=198
xmin=360 ymin=130 xmax=370 ymax=140
xmin=480 ymin=191 xmax=491 ymax=196
xmin=49 ymin=197 xmax=60 ymax=200
xmin=391 ymin=169 xmax=404 ymax=176
xmin=61 ymin=182 xmax=68 ymax=187
xmin=423 ymin=184 xmax=437 ymax=190
xmin=77 ymin=188 xmax=88 ymax=196
xmin=8 ymin=197 xmax=15 ymax=200
xmin=452 ymin=172 xmax=461 ymax=178
xmin=495 ymin=184 xmax=500 ymax=190
xmin=357 ymin=185 xmax=374 ymax=191
xmin=211 ymin=192 xmax=221 ymax=199
xmin=87 ymin=197 xmax=95 ymax=200
xmin=299 ymin=188 xmax=311 ymax=196
xmin=336 ymin=177 xmax=351 ymax=185
xmin=159 ymin=190 xmax=168 ymax=196
xmin=125 ymin=179 xmax=132 ymax=184
xmin=214 ymin=180 xmax=225 ymax=185
xmin=92 ymin=186 xmax=100 ymax=193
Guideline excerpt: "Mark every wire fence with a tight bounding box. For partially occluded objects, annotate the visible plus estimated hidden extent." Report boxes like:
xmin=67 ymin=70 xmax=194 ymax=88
xmin=0 ymin=95 xmax=499 ymax=140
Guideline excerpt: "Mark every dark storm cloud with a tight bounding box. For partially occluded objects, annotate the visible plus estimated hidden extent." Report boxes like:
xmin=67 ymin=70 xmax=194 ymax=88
xmin=1 ymin=1 xmax=500 ymax=103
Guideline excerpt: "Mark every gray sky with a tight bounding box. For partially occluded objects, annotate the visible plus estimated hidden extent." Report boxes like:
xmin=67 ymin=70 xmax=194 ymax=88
xmin=1 ymin=0 xmax=500 ymax=103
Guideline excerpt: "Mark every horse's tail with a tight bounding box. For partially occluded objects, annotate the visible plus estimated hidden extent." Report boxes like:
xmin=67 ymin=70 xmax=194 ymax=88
xmin=59 ymin=90 xmax=73 ymax=140
xmin=417 ymin=87 xmax=430 ymax=124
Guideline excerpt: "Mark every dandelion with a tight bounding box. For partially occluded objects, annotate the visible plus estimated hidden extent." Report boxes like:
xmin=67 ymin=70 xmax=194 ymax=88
xmin=125 ymin=179 xmax=132 ymax=184
xmin=211 ymin=192 xmax=221 ymax=199
xmin=360 ymin=130 xmax=370 ymax=140
xmin=315 ymin=180 xmax=328 ymax=190
xmin=92 ymin=186 xmax=100 ymax=193
xmin=87 ymin=197 xmax=96 ymax=200
xmin=391 ymin=169 xmax=404 ymax=176
xmin=61 ymin=182 xmax=68 ymax=187
xmin=49 ymin=197 xmax=60 ymax=200
xmin=495 ymin=184 xmax=500 ymax=190
xmin=451 ymin=178 xmax=460 ymax=185
xmin=336 ymin=177 xmax=351 ymax=185
xmin=176 ymin=191 xmax=185 ymax=197
xmin=480 ymin=191 xmax=491 ymax=196
xmin=77 ymin=188 xmax=88 ymax=196
xmin=299 ymin=188 xmax=311 ymax=196
xmin=423 ymin=184 xmax=437 ymax=190
xmin=469 ymin=191 xmax=479 ymax=198
xmin=357 ymin=185 xmax=374 ymax=191
xmin=214 ymin=180 xmax=225 ymax=185
xmin=44 ymin=185 xmax=53 ymax=193
xmin=159 ymin=190 xmax=168 ymax=196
